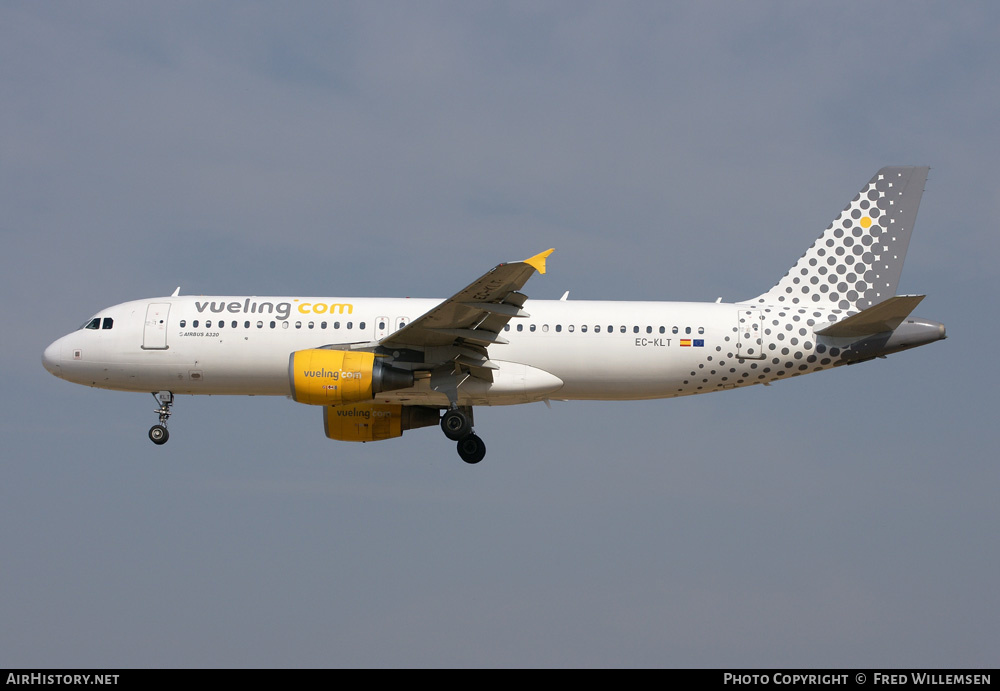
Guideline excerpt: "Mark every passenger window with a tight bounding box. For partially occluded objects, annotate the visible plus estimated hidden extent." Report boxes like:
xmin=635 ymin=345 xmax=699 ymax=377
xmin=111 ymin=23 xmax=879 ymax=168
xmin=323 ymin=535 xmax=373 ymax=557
xmin=633 ymin=326 xmax=639 ymax=333
xmin=179 ymin=320 xmax=187 ymax=328
xmin=232 ymin=321 xmax=237 ymax=328
xmin=517 ymin=324 xmax=523 ymax=332
xmin=334 ymin=321 xmax=340 ymax=329
xmin=257 ymin=321 xmax=263 ymax=329
xmin=347 ymin=322 xmax=353 ymax=330
xmin=295 ymin=322 xmax=302 ymax=329
xmin=193 ymin=320 xmax=199 ymax=328
xmin=619 ymin=326 xmax=626 ymax=333
xmin=555 ymin=325 xmax=562 ymax=333
xmin=542 ymin=324 xmax=549 ymax=333
xmin=659 ymin=326 xmax=665 ymax=334
xmin=270 ymin=321 xmax=276 ymax=329
xmin=645 ymin=326 xmax=652 ymax=334
xmin=504 ymin=324 xmax=510 ymax=331
xmin=568 ymin=325 xmax=574 ymax=332
xmin=308 ymin=322 xmax=314 ymax=329
xmin=244 ymin=321 xmax=250 ymax=328
xmin=321 ymin=321 xmax=328 ymax=329
xmin=218 ymin=321 xmax=224 ymax=329
xmin=379 ymin=321 xmax=386 ymax=330
xmin=685 ymin=327 xmax=691 ymax=334
xmin=595 ymin=325 xmax=601 ymax=333
xmin=530 ymin=324 xmax=536 ymax=332
xmin=672 ymin=326 xmax=679 ymax=334
xmin=102 ymin=318 xmax=113 ymax=329
xmin=282 ymin=322 xmax=288 ymax=329
xmin=581 ymin=325 xmax=587 ymax=333
xmin=360 ymin=322 xmax=366 ymax=330
xmin=698 ymin=326 xmax=705 ymax=334
xmin=206 ymin=321 xmax=212 ymax=328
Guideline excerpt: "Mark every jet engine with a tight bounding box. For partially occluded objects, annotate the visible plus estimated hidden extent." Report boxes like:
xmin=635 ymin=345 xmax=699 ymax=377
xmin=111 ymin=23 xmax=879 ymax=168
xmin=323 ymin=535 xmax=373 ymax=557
xmin=288 ymin=349 xmax=414 ymax=405
xmin=324 ymin=403 xmax=440 ymax=442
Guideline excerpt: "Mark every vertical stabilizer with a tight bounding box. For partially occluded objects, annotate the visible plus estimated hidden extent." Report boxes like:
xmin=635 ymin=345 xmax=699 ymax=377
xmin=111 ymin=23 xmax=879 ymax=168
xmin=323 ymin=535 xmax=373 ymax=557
xmin=749 ymin=166 xmax=929 ymax=313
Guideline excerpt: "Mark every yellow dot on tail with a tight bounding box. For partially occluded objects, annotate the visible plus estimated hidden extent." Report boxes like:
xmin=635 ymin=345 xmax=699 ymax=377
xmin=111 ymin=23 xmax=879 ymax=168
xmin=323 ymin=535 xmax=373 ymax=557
xmin=860 ymin=217 xmax=872 ymax=228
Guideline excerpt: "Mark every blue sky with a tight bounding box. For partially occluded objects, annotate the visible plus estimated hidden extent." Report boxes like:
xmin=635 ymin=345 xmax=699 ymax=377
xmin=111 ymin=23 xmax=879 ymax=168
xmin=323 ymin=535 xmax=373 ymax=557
xmin=2 ymin=2 xmax=998 ymax=667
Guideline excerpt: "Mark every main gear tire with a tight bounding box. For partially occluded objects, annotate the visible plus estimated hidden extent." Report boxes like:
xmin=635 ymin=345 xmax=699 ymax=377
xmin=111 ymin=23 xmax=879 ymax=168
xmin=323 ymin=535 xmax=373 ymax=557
xmin=457 ymin=434 xmax=486 ymax=464
xmin=441 ymin=409 xmax=472 ymax=441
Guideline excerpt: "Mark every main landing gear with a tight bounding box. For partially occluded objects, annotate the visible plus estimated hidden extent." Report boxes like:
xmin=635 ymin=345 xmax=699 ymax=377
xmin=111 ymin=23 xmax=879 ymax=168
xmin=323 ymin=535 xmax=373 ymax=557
xmin=148 ymin=391 xmax=174 ymax=445
xmin=441 ymin=407 xmax=486 ymax=464
xmin=456 ymin=434 xmax=487 ymax=464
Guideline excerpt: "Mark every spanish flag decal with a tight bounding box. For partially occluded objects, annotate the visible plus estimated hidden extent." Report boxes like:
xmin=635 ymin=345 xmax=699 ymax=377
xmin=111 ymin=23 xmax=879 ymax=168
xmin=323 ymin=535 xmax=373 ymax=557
xmin=680 ymin=339 xmax=691 ymax=347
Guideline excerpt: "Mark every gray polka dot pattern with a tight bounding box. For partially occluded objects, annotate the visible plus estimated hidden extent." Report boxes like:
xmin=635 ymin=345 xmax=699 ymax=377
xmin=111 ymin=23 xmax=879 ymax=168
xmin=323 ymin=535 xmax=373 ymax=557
xmin=671 ymin=306 xmax=846 ymax=396
xmin=752 ymin=167 xmax=929 ymax=313
xmin=665 ymin=167 xmax=932 ymax=399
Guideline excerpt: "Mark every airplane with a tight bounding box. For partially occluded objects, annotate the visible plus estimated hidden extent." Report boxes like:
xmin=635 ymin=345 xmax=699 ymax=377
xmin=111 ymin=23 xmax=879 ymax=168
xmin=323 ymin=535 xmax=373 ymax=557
xmin=42 ymin=166 xmax=946 ymax=464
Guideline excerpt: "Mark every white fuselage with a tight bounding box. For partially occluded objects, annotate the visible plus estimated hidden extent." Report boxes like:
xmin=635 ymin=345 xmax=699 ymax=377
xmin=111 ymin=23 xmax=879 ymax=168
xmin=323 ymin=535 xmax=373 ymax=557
xmin=42 ymin=294 xmax=856 ymax=406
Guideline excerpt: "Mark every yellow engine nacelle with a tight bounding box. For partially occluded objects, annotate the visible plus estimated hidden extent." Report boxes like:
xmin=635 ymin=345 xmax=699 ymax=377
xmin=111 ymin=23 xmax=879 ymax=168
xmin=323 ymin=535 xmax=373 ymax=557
xmin=325 ymin=403 xmax=403 ymax=441
xmin=288 ymin=349 xmax=414 ymax=406
xmin=324 ymin=403 xmax=441 ymax=442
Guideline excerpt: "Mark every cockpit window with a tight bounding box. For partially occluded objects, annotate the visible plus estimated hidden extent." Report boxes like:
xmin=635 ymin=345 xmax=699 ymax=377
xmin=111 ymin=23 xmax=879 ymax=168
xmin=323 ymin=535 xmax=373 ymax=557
xmin=102 ymin=318 xmax=113 ymax=330
xmin=82 ymin=318 xmax=100 ymax=330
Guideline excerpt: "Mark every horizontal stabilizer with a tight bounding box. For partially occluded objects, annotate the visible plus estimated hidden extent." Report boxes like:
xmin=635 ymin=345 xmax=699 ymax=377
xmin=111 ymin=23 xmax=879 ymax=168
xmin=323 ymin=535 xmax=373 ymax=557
xmin=815 ymin=295 xmax=925 ymax=337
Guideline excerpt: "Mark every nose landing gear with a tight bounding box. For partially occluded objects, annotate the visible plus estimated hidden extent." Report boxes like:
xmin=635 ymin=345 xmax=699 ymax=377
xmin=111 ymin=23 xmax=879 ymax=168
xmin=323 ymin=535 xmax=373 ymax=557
xmin=148 ymin=391 xmax=174 ymax=445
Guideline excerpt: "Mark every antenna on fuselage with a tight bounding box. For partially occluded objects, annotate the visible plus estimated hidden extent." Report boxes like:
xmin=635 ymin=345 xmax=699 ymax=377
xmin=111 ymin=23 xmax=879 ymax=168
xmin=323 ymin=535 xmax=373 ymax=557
xmin=171 ymin=287 xmax=181 ymax=297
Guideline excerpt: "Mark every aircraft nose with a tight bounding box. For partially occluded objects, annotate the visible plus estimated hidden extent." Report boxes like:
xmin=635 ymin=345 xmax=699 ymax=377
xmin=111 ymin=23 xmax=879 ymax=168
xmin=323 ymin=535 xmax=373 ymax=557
xmin=42 ymin=339 xmax=62 ymax=375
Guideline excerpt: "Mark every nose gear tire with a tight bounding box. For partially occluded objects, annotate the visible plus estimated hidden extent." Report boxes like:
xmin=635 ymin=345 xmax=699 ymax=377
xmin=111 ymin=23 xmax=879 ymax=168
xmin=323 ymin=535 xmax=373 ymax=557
xmin=149 ymin=424 xmax=169 ymax=445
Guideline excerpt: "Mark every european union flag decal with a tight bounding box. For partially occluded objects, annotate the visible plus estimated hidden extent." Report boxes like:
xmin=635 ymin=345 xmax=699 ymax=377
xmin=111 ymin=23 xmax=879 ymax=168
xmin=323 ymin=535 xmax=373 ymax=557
xmin=693 ymin=339 xmax=704 ymax=347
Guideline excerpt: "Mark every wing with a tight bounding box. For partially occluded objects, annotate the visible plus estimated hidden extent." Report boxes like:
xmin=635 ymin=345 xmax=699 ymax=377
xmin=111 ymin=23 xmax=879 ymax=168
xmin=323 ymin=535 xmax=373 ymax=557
xmin=380 ymin=249 xmax=553 ymax=384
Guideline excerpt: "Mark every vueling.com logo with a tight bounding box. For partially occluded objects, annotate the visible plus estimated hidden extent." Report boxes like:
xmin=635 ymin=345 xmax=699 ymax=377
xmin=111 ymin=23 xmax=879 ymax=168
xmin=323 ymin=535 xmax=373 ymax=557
xmin=301 ymin=368 xmax=363 ymax=381
xmin=194 ymin=299 xmax=354 ymax=321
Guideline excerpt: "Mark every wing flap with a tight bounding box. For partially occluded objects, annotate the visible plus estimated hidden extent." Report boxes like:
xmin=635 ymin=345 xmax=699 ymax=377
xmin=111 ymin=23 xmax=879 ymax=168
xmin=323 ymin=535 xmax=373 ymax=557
xmin=459 ymin=302 xmax=531 ymax=318
xmin=427 ymin=328 xmax=509 ymax=346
